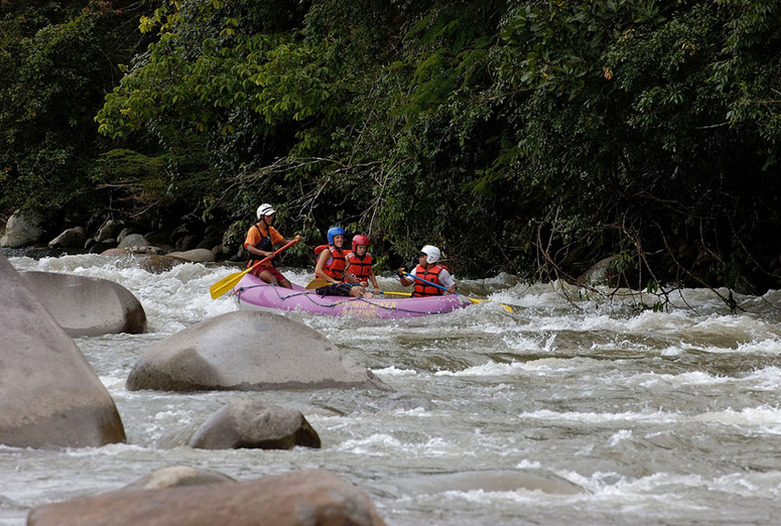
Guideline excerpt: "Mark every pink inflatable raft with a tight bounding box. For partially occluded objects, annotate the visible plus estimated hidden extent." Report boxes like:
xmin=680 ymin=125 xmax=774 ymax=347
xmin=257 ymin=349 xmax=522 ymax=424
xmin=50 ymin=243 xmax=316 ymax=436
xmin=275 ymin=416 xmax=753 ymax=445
xmin=232 ymin=273 xmax=472 ymax=318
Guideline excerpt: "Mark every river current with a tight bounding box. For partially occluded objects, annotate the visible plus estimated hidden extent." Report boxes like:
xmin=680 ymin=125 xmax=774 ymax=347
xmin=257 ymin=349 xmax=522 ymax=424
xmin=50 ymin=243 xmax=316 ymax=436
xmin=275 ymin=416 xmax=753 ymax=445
xmin=3 ymin=254 xmax=781 ymax=525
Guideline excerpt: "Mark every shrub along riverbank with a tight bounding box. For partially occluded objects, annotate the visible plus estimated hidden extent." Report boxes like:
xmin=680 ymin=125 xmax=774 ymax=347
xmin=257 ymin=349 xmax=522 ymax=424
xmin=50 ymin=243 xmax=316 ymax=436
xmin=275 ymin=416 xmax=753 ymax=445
xmin=3 ymin=1 xmax=781 ymax=298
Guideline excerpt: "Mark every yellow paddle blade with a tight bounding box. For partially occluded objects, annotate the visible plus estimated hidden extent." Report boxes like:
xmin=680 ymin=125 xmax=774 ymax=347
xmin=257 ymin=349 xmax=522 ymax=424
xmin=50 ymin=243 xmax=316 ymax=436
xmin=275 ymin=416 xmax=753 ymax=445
xmin=466 ymin=296 xmax=513 ymax=312
xmin=209 ymin=267 xmax=252 ymax=299
xmin=306 ymin=278 xmax=332 ymax=289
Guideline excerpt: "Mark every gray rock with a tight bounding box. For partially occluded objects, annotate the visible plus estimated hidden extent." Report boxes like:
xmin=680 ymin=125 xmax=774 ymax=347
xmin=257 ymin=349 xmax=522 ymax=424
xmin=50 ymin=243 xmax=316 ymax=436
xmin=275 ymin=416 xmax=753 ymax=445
xmin=137 ymin=255 xmax=180 ymax=274
xmin=19 ymin=271 xmax=146 ymax=337
xmin=119 ymin=466 xmax=235 ymax=492
xmin=94 ymin=219 xmax=123 ymax=243
xmin=189 ymin=397 xmax=321 ymax=450
xmin=28 ymin=470 xmax=387 ymax=526
xmin=0 ymin=255 xmax=126 ymax=448
xmin=126 ymin=310 xmax=390 ymax=392
xmin=1 ymin=209 xmax=43 ymax=248
xmin=117 ymin=233 xmax=150 ymax=249
xmin=100 ymin=247 xmax=131 ymax=256
xmin=48 ymin=226 xmax=86 ymax=249
xmin=167 ymin=248 xmax=216 ymax=263
xmin=576 ymin=256 xmax=621 ymax=286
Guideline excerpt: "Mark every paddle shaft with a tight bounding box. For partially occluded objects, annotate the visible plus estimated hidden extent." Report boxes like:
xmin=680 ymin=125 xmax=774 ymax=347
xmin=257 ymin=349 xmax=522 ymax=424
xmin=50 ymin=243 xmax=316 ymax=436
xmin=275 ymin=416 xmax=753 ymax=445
xmin=403 ymin=272 xmax=513 ymax=311
xmin=248 ymin=238 xmax=299 ymax=272
xmin=209 ymin=238 xmax=299 ymax=299
xmin=402 ymin=272 xmax=457 ymax=296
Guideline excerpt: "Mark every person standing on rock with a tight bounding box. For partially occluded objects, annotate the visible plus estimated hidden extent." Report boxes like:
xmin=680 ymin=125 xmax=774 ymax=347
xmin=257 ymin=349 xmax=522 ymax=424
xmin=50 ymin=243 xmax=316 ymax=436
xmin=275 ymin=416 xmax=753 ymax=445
xmin=244 ymin=204 xmax=299 ymax=289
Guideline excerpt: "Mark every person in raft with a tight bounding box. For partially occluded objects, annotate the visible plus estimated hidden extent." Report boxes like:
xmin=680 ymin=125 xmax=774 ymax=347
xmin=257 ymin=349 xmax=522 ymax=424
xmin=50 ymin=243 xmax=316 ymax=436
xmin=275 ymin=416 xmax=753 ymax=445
xmin=397 ymin=245 xmax=457 ymax=296
xmin=345 ymin=234 xmax=379 ymax=296
xmin=314 ymin=227 xmax=364 ymax=297
xmin=243 ymin=203 xmax=299 ymax=289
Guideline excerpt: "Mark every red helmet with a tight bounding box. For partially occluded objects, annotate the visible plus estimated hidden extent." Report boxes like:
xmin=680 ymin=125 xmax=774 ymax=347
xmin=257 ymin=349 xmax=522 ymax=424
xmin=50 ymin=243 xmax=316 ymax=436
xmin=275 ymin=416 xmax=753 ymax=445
xmin=352 ymin=234 xmax=370 ymax=252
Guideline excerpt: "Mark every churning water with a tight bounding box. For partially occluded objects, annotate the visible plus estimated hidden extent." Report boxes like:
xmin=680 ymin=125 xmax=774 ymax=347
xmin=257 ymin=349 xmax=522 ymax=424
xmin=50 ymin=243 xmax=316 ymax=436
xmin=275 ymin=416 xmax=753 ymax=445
xmin=3 ymin=254 xmax=781 ymax=525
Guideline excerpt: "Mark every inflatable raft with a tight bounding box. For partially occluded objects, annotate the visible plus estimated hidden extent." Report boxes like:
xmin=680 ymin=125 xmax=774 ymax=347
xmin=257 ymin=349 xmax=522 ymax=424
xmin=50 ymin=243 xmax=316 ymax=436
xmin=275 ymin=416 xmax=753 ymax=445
xmin=233 ymin=273 xmax=472 ymax=318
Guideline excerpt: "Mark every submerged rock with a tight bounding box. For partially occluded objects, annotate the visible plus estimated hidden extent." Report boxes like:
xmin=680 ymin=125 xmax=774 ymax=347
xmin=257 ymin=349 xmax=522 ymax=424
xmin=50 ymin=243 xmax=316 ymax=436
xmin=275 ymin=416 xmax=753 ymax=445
xmin=126 ymin=310 xmax=389 ymax=392
xmin=20 ymin=271 xmax=146 ymax=337
xmin=28 ymin=470 xmax=387 ymax=526
xmin=0 ymin=255 xmax=126 ymax=448
xmin=397 ymin=469 xmax=585 ymax=496
xmin=119 ymin=466 xmax=235 ymax=492
xmin=189 ymin=397 xmax=321 ymax=450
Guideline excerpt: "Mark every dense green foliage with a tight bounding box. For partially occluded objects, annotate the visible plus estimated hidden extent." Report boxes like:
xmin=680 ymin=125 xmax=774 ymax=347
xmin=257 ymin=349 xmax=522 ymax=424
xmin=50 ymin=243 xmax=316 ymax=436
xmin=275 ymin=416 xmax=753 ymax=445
xmin=0 ymin=1 xmax=154 ymax=226
xmin=3 ymin=0 xmax=781 ymax=293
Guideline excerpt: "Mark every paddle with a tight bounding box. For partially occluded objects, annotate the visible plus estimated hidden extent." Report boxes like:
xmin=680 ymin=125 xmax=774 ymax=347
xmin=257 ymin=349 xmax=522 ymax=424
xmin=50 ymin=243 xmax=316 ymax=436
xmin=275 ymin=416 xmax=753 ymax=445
xmin=305 ymin=281 xmax=412 ymax=297
xmin=378 ymin=290 xmax=412 ymax=297
xmin=305 ymin=278 xmax=364 ymax=289
xmin=402 ymin=272 xmax=513 ymax=312
xmin=209 ymin=238 xmax=300 ymax=299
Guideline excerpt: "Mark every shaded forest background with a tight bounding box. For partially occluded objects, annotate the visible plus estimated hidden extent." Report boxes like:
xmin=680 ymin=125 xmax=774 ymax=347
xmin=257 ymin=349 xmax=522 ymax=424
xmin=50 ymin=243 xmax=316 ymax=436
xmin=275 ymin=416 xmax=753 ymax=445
xmin=2 ymin=0 xmax=781 ymax=295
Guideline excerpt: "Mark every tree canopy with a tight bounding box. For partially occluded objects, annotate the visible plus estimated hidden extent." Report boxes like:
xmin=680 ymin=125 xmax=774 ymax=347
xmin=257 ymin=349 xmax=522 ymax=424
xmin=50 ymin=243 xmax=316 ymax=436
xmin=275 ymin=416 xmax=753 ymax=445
xmin=3 ymin=0 xmax=781 ymax=294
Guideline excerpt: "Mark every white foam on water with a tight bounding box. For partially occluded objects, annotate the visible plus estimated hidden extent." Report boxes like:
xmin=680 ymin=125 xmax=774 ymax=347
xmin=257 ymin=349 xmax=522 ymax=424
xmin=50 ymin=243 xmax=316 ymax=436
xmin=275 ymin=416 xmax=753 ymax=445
xmin=742 ymin=366 xmax=781 ymax=390
xmin=9 ymin=255 xmax=781 ymax=525
xmin=392 ymin=407 xmax=433 ymax=417
xmin=433 ymin=358 xmax=580 ymax=377
xmin=334 ymin=431 xmax=463 ymax=459
xmin=629 ymin=370 xmax=731 ymax=388
xmin=559 ymin=469 xmax=703 ymax=496
xmin=334 ymin=433 xmax=405 ymax=456
xmin=691 ymin=406 xmax=781 ymax=435
xmin=515 ymin=459 xmax=543 ymax=470
xmin=373 ymin=365 xmax=418 ymax=376
xmin=501 ymin=332 xmax=558 ymax=353
xmin=63 ymin=442 xmax=149 ymax=457
xmin=606 ymin=429 xmax=633 ymax=447
xmin=518 ymin=409 xmax=680 ymax=425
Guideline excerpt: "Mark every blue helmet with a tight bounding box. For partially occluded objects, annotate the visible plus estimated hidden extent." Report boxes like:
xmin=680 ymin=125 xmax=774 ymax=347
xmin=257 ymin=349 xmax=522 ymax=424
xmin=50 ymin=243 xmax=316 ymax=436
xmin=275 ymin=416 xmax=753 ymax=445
xmin=327 ymin=226 xmax=346 ymax=245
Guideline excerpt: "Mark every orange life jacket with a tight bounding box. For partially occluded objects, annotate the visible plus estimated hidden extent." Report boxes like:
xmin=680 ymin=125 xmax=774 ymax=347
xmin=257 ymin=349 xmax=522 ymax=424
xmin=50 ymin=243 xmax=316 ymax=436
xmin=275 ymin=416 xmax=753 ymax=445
xmin=411 ymin=264 xmax=448 ymax=297
xmin=314 ymin=244 xmax=346 ymax=280
xmin=346 ymin=251 xmax=373 ymax=280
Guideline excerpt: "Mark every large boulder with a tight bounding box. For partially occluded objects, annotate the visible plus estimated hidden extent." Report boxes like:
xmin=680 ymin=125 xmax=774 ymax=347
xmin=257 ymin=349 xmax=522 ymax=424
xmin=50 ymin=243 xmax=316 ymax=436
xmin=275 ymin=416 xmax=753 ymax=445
xmin=0 ymin=255 xmax=126 ymax=448
xmin=28 ymin=470 xmax=387 ymax=526
xmin=48 ymin=226 xmax=86 ymax=249
xmin=189 ymin=397 xmax=321 ymax=450
xmin=19 ymin=271 xmax=147 ymax=337
xmin=1 ymin=209 xmax=43 ymax=248
xmin=126 ymin=310 xmax=389 ymax=392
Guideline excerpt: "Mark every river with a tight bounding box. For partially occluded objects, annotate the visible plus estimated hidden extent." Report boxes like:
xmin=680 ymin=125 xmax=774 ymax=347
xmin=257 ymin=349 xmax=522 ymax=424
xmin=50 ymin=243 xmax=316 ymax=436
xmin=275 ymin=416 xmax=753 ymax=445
xmin=3 ymin=253 xmax=781 ymax=525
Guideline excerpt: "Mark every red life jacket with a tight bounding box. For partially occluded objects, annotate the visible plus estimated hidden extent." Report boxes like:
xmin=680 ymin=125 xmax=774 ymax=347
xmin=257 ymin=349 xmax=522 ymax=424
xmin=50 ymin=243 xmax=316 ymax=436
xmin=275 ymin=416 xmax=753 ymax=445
xmin=412 ymin=264 xmax=449 ymax=297
xmin=346 ymin=251 xmax=373 ymax=280
xmin=314 ymin=244 xmax=346 ymax=280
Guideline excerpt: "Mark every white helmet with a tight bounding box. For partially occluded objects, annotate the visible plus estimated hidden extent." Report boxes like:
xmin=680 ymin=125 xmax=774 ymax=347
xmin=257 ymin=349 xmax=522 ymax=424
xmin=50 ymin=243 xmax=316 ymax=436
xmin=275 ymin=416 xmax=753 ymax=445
xmin=256 ymin=203 xmax=276 ymax=218
xmin=420 ymin=245 xmax=441 ymax=264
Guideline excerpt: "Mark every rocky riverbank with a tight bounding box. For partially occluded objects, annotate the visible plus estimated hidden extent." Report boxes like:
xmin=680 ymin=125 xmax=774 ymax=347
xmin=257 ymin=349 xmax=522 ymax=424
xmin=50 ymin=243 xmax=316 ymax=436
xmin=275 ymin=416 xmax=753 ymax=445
xmin=1 ymin=209 xmax=238 ymax=264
